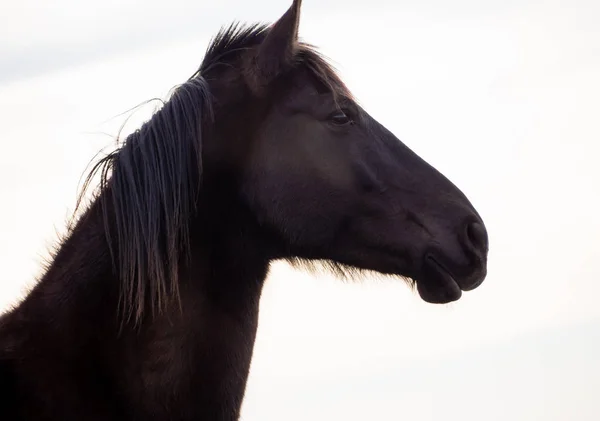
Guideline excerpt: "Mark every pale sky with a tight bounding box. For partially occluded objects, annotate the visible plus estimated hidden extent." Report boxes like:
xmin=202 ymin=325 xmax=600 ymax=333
xmin=1 ymin=0 xmax=599 ymax=420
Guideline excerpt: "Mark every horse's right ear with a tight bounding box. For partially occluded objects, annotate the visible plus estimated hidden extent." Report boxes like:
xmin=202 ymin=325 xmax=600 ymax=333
xmin=246 ymin=0 xmax=302 ymax=94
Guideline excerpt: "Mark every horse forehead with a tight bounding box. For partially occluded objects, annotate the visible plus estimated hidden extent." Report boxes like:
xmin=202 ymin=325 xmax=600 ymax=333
xmin=275 ymin=73 xmax=322 ymax=107
xmin=289 ymin=69 xmax=322 ymax=94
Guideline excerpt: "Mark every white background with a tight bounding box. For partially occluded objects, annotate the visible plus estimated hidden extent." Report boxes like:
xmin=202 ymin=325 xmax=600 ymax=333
xmin=1 ymin=0 xmax=599 ymax=419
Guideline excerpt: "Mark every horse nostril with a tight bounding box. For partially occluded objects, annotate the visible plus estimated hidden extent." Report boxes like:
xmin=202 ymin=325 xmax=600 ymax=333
xmin=466 ymin=221 xmax=488 ymax=253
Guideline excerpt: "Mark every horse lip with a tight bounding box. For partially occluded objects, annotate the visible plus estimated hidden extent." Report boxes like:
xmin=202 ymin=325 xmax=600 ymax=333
xmin=417 ymin=255 xmax=462 ymax=304
xmin=459 ymin=265 xmax=487 ymax=291
xmin=427 ymin=253 xmax=486 ymax=292
xmin=426 ymin=255 xmax=460 ymax=287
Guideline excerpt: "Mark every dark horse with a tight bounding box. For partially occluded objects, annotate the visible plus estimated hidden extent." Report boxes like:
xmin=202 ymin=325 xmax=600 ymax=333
xmin=0 ymin=1 xmax=488 ymax=419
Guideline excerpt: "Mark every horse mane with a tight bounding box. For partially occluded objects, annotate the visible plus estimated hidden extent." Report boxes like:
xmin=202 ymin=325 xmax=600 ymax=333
xmin=73 ymin=22 xmax=351 ymax=326
xmin=77 ymin=76 xmax=210 ymax=325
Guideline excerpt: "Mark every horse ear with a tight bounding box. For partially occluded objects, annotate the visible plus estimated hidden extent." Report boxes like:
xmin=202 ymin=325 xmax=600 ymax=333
xmin=247 ymin=0 xmax=302 ymax=92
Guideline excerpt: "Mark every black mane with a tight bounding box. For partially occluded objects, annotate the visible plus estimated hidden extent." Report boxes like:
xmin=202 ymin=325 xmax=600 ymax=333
xmin=79 ymin=77 xmax=210 ymax=325
xmin=76 ymin=24 xmax=269 ymax=326
xmin=199 ymin=23 xmax=269 ymax=75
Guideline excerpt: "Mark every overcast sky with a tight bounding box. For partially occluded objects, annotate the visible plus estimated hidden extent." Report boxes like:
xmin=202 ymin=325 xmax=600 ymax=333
xmin=1 ymin=0 xmax=599 ymax=420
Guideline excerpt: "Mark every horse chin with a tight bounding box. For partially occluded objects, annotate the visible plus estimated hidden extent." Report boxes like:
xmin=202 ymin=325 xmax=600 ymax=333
xmin=415 ymin=256 xmax=463 ymax=304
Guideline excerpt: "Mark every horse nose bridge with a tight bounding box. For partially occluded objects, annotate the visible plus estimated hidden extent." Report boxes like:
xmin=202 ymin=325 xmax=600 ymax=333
xmin=373 ymin=124 xmax=484 ymax=228
xmin=384 ymin=142 xmax=463 ymax=202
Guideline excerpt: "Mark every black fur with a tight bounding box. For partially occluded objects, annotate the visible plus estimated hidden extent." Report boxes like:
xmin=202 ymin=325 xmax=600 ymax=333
xmin=0 ymin=2 xmax=488 ymax=419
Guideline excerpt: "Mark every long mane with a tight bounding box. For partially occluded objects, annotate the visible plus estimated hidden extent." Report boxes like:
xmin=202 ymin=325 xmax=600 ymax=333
xmin=80 ymin=76 xmax=210 ymax=325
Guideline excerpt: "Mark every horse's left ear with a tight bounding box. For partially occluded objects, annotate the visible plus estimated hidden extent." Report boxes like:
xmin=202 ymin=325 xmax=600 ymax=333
xmin=247 ymin=0 xmax=302 ymax=93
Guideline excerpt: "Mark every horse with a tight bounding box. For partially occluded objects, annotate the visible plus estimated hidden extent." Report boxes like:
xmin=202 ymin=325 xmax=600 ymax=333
xmin=0 ymin=1 xmax=489 ymax=419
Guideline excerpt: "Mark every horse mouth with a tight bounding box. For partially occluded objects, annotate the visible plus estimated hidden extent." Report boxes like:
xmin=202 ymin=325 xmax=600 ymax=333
xmin=416 ymin=255 xmax=462 ymax=304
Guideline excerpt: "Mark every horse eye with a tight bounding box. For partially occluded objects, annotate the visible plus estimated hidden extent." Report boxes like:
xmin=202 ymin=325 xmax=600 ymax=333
xmin=329 ymin=110 xmax=352 ymax=125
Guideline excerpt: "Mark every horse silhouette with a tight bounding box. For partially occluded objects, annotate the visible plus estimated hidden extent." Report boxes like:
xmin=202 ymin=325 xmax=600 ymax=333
xmin=0 ymin=1 xmax=488 ymax=419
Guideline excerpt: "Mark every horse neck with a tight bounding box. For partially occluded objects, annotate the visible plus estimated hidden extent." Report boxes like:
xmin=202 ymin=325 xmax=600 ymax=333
xmin=1 ymin=188 xmax=272 ymax=420
xmin=10 ymin=195 xmax=117 ymax=336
